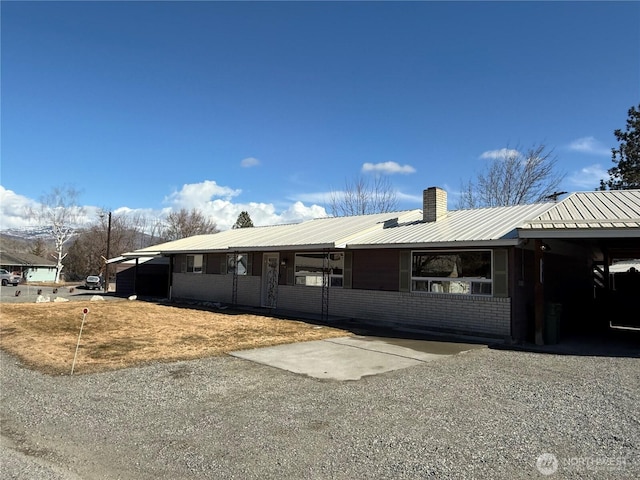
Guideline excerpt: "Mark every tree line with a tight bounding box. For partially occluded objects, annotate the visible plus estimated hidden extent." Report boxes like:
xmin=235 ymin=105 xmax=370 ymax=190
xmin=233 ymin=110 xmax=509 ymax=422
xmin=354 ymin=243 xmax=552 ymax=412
xmin=29 ymin=196 xmax=255 ymax=283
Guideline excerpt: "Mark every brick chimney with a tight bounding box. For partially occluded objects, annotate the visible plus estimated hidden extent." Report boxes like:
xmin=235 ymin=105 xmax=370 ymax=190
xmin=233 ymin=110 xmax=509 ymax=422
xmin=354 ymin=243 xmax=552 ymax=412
xmin=423 ymin=187 xmax=447 ymax=222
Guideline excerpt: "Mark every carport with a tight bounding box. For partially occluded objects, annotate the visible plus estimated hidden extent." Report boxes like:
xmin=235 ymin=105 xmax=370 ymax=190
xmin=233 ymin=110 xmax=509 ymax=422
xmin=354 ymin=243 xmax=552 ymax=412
xmin=107 ymin=256 xmax=170 ymax=298
xmin=517 ymin=190 xmax=640 ymax=344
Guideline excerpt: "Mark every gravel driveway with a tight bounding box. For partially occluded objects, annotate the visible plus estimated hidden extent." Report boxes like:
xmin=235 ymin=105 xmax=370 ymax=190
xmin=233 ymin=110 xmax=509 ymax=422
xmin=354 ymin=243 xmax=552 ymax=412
xmin=1 ymin=337 xmax=639 ymax=479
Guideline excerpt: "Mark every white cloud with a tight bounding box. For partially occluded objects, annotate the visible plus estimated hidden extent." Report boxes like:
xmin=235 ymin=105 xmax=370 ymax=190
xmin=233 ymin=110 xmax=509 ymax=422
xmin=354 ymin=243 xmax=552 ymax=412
xmin=480 ymin=148 xmax=520 ymax=160
xmin=164 ymin=196 xmax=327 ymax=231
xmin=241 ymin=157 xmax=260 ymax=168
xmin=567 ymin=164 xmax=608 ymax=189
xmin=163 ymin=180 xmax=242 ymax=208
xmin=567 ymin=137 xmax=610 ymax=156
xmin=162 ymin=180 xmax=322 ymax=230
xmin=0 ymin=186 xmax=38 ymax=229
xmin=0 ymin=180 xmax=329 ymax=235
xmin=0 ymin=185 xmax=117 ymax=230
xmin=361 ymin=161 xmax=416 ymax=175
xmin=150 ymin=180 xmax=329 ymax=230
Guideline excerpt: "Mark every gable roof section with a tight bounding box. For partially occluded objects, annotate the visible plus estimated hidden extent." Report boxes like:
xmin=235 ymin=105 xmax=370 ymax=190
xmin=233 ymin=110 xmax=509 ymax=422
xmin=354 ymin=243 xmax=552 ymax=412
xmin=518 ymin=190 xmax=640 ymax=238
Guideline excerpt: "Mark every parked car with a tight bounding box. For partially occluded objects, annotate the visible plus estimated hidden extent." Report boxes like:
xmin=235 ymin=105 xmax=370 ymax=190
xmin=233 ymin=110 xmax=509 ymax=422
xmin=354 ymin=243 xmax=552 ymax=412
xmin=0 ymin=269 xmax=21 ymax=286
xmin=85 ymin=275 xmax=102 ymax=290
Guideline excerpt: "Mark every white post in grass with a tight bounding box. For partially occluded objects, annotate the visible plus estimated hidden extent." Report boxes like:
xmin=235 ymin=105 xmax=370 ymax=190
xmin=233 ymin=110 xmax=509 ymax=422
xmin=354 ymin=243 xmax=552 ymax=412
xmin=71 ymin=308 xmax=89 ymax=375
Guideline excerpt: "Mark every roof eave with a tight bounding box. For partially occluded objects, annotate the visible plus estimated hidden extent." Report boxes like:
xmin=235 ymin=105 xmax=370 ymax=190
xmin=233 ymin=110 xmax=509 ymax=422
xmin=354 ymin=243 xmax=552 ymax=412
xmin=345 ymin=239 xmax=522 ymax=249
xmin=122 ymin=251 xmax=163 ymax=258
xmin=124 ymin=243 xmax=339 ymax=256
xmin=518 ymin=228 xmax=640 ymax=239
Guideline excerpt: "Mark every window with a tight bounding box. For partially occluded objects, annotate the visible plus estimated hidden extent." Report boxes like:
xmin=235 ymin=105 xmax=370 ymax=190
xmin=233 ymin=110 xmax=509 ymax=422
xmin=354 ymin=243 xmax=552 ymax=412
xmin=227 ymin=254 xmax=248 ymax=275
xmin=295 ymin=252 xmax=344 ymax=287
xmin=186 ymin=254 xmax=203 ymax=273
xmin=411 ymin=251 xmax=492 ymax=295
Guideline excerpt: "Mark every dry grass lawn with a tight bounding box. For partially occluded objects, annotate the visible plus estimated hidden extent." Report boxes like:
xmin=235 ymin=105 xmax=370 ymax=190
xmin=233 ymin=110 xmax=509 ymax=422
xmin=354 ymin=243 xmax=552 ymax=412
xmin=0 ymin=300 xmax=349 ymax=375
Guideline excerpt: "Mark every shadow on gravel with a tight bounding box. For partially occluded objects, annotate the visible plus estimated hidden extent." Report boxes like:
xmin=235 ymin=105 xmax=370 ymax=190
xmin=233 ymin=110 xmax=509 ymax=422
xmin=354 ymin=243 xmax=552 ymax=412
xmin=492 ymin=329 xmax=640 ymax=359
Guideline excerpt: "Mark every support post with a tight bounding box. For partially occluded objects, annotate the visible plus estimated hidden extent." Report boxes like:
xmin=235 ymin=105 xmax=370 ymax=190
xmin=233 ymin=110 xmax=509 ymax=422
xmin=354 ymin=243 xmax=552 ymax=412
xmin=232 ymin=251 xmax=239 ymax=306
xmin=133 ymin=257 xmax=138 ymax=296
xmin=321 ymin=250 xmax=329 ymax=321
xmin=534 ymin=239 xmax=545 ymax=345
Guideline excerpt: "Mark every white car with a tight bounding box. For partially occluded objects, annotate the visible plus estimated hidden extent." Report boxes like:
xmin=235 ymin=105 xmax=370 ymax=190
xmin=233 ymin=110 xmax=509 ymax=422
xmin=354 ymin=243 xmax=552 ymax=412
xmin=0 ymin=269 xmax=21 ymax=286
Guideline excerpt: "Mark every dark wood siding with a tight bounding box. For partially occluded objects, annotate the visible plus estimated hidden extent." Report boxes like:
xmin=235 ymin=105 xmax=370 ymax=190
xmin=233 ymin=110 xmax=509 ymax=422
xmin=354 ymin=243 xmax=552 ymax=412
xmin=249 ymin=252 xmax=260 ymax=276
xmin=116 ymin=262 xmax=170 ymax=297
xmin=205 ymin=253 xmax=225 ymax=274
xmin=352 ymin=249 xmax=400 ymax=291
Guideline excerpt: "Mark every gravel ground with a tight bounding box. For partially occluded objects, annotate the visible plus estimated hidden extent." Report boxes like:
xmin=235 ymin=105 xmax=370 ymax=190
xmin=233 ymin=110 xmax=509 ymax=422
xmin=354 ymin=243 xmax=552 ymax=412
xmin=1 ymin=338 xmax=639 ymax=479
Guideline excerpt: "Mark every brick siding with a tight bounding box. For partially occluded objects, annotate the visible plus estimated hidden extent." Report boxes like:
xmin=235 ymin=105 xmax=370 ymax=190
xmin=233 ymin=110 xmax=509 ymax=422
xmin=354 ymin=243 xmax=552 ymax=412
xmin=171 ymin=274 xmax=510 ymax=338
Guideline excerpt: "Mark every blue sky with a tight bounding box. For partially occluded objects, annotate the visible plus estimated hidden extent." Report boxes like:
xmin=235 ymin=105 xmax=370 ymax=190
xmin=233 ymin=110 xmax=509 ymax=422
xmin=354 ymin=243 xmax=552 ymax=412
xmin=1 ymin=1 xmax=639 ymax=230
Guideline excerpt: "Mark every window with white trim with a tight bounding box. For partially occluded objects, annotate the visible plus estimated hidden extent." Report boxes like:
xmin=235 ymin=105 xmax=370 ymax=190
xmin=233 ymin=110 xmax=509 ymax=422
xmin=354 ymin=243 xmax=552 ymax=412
xmin=411 ymin=251 xmax=492 ymax=295
xmin=186 ymin=254 xmax=203 ymax=273
xmin=295 ymin=252 xmax=344 ymax=287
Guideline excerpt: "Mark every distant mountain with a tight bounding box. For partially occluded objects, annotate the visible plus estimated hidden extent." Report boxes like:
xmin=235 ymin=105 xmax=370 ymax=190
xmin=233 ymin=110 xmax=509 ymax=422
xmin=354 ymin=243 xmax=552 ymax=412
xmin=0 ymin=227 xmax=64 ymax=255
xmin=1 ymin=226 xmax=161 ymax=257
xmin=1 ymin=226 xmax=61 ymax=240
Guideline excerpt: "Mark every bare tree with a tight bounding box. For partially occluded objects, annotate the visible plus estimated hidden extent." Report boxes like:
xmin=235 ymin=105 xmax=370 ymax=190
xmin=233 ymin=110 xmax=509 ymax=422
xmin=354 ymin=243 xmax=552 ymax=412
xmin=457 ymin=144 xmax=565 ymax=209
xmin=162 ymin=208 xmax=219 ymax=241
xmin=129 ymin=212 xmax=166 ymax=247
xmin=30 ymin=186 xmax=84 ymax=283
xmin=329 ymin=175 xmax=398 ymax=216
xmin=64 ymin=211 xmax=171 ymax=281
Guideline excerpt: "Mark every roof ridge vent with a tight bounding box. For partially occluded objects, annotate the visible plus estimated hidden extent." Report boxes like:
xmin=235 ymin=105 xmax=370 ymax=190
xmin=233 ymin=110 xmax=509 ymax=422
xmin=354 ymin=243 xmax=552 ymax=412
xmin=383 ymin=218 xmax=399 ymax=228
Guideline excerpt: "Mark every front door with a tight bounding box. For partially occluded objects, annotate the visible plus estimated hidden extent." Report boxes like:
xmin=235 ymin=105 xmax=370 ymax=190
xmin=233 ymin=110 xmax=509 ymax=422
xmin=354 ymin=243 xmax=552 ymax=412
xmin=261 ymin=253 xmax=279 ymax=308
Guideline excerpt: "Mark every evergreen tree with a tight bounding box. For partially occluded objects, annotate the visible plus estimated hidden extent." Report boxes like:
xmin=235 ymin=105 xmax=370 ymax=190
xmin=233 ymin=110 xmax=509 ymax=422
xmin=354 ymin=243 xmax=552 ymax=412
xmin=600 ymin=104 xmax=640 ymax=190
xmin=233 ymin=211 xmax=254 ymax=229
xmin=29 ymin=238 xmax=48 ymax=258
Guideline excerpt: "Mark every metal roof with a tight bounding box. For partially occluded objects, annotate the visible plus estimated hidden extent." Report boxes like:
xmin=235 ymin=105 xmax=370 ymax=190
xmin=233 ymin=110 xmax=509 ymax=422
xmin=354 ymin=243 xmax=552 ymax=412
xmin=519 ymin=190 xmax=640 ymax=238
xmin=124 ymin=210 xmax=422 ymax=256
xmin=346 ymin=202 xmax=555 ymax=249
xmin=123 ymin=190 xmax=640 ymax=257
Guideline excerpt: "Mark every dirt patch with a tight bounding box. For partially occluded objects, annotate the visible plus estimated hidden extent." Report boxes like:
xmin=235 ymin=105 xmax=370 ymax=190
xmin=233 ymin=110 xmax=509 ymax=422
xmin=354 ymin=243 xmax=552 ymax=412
xmin=0 ymin=300 xmax=349 ymax=375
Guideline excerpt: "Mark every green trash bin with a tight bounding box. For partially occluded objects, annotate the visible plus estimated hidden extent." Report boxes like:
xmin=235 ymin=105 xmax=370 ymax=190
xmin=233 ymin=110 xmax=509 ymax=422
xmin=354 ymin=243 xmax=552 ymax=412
xmin=544 ymin=303 xmax=563 ymax=345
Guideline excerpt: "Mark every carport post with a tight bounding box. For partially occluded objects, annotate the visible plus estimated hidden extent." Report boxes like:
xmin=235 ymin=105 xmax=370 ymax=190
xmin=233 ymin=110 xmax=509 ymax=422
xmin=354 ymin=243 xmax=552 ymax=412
xmin=534 ymin=240 xmax=545 ymax=345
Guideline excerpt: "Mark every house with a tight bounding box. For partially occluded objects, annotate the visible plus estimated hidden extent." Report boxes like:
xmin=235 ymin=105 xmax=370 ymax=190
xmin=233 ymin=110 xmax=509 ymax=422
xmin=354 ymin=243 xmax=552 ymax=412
xmin=122 ymin=188 xmax=640 ymax=344
xmin=0 ymin=251 xmax=57 ymax=282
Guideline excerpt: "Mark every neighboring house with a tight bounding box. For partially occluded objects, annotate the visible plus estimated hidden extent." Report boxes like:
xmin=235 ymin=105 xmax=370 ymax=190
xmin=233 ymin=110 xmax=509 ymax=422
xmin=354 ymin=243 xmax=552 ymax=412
xmin=122 ymin=187 xmax=640 ymax=344
xmin=0 ymin=252 xmax=57 ymax=282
